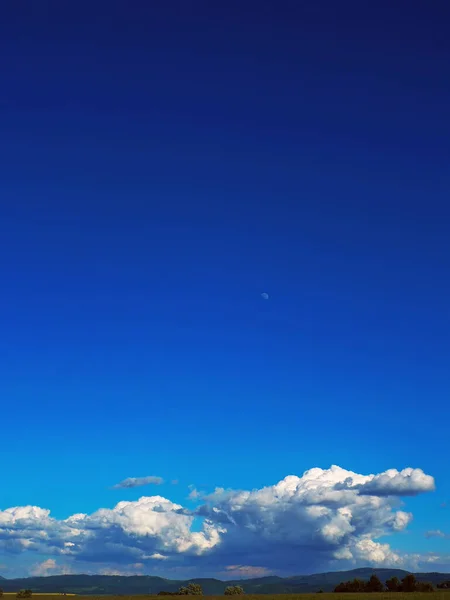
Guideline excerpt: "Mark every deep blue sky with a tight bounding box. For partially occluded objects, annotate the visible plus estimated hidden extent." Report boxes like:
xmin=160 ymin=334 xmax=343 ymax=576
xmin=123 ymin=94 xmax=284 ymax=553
xmin=1 ymin=0 xmax=449 ymax=577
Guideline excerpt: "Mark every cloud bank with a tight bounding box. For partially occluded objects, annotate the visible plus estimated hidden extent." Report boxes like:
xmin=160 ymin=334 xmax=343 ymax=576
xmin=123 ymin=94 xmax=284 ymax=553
xmin=0 ymin=465 xmax=440 ymax=577
xmin=112 ymin=476 xmax=164 ymax=489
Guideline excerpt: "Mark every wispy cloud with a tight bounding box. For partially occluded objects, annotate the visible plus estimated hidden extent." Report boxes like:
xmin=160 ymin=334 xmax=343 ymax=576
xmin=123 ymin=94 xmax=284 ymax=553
xmin=425 ymin=530 xmax=449 ymax=539
xmin=224 ymin=565 xmax=272 ymax=578
xmin=187 ymin=485 xmax=204 ymax=500
xmin=112 ymin=476 xmax=164 ymax=489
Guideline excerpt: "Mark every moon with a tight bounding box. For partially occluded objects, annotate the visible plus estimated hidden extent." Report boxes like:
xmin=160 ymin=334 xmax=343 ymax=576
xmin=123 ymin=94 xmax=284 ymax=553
xmin=261 ymin=292 xmax=269 ymax=300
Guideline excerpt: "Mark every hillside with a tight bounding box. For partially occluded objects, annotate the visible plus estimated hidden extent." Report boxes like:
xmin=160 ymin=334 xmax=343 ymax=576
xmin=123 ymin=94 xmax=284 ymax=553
xmin=0 ymin=568 xmax=449 ymax=595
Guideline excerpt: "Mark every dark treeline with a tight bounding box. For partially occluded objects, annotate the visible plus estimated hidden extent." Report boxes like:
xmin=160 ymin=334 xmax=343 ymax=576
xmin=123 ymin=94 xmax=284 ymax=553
xmin=437 ymin=581 xmax=450 ymax=589
xmin=158 ymin=583 xmax=204 ymax=596
xmin=334 ymin=574 xmax=434 ymax=593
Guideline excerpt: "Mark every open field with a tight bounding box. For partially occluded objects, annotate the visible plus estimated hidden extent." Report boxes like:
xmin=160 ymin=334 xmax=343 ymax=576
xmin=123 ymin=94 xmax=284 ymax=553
xmin=2 ymin=595 xmax=450 ymax=600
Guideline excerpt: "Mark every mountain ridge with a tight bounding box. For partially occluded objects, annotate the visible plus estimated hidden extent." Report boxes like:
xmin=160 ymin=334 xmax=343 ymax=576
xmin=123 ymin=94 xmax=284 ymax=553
xmin=0 ymin=568 xmax=449 ymax=594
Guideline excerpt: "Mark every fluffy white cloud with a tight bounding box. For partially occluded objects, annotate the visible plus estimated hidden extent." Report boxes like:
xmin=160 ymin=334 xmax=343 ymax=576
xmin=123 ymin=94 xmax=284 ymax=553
xmin=31 ymin=558 xmax=57 ymax=576
xmin=355 ymin=468 xmax=435 ymax=496
xmin=195 ymin=466 xmax=424 ymax=571
xmin=0 ymin=506 xmax=52 ymax=529
xmin=0 ymin=465 xmax=439 ymax=577
xmin=30 ymin=558 xmax=73 ymax=576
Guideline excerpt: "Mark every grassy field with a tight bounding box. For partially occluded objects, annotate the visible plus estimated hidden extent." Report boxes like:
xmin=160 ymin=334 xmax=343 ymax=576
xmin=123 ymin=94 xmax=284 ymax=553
xmin=2 ymin=594 xmax=449 ymax=600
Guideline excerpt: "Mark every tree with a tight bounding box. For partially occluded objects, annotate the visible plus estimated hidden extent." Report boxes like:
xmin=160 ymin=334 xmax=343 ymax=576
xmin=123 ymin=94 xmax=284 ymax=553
xmin=437 ymin=581 xmax=450 ymax=589
xmin=0 ymin=589 xmax=3 ymax=598
xmin=187 ymin=584 xmax=203 ymax=596
xmin=178 ymin=584 xmax=203 ymax=596
xmin=17 ymin=591 xmax=32 ymax=599
xmin=224 ymin=586 xmax=244 ymax=596
xmin=348 ymin=579 xmax=366 ymax=593
xmin=385 ymin=577 xmax=400 ymax=592
xmin=416 ymin=582 xmax=434 ymax=593
xmin=401 ymin=575 xmax=417 ymax=592
xmin=334 ymin=579 xmax=366 ymax=593
xmin=365 ymin=575 xmax=384 ymax=593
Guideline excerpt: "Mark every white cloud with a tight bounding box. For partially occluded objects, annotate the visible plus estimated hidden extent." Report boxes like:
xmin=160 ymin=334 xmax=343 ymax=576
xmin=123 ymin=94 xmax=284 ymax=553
xmin=31 ymin=559 xmax=57 ymax=576
xmin=0 ymin=505 xmax=52 ymax=528
xmin=352 ymin=539 xmax=403 ymax=565
xmin=195 ymin=466 xmax=424 ymax=572
xmin=355 ymin=468 xmax=435 ymax=496
xmin=0 ymin=465 xmax=439 ymax=577
xmin=112 ymin=476 xmax=164 ymax=489
xmin=30 ymin=559 xmax=72 ymax=576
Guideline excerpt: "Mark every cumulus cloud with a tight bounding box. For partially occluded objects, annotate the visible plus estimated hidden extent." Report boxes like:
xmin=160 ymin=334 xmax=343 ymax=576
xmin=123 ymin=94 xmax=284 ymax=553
xmin=0 ymin=465 xmax=438 ymax=577
xmin=334 ymin=468 xmax=435 ymax=497
xmin=194 ymin=466 xmax=427 ymax=572
xmin=356 ymin=468 xmax=435 ymax=496
xmin=112 ymin=476 xmax=164 ymax=489
xmin=31 ymin=559 xmax=72 ymax=576
xmin=31 ymin=559 xmax=58 ymax=576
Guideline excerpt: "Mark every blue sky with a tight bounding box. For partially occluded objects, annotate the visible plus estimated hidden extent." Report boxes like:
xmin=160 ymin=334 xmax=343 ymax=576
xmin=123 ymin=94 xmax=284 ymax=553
xmin=1 ymin=0 xmax=449 ymax=579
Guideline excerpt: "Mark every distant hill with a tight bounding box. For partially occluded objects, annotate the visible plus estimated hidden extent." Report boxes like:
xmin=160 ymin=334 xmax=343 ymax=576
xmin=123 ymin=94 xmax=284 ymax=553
xmin=0 ymin=568 xmax=449 ymax=595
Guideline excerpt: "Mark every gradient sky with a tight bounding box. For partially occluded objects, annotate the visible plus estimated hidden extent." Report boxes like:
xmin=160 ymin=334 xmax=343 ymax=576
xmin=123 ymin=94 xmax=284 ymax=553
xmin=1 ymin=0 xmax=449 ymax=580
